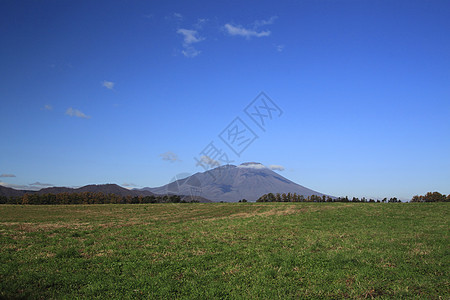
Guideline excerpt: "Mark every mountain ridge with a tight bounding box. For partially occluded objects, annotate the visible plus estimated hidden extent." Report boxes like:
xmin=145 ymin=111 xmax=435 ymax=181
xmin=1 ymin=163 xmax=332 ymax=202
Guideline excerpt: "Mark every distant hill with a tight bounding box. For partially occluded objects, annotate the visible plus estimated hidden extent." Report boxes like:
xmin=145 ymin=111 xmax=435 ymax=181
xmin=0 ymin=186 xmax=29 ymax=197
xmin=141 ymin=163 xmax=332 ymax=202
xmin=0 ymin=184 xmax=155 ymax=198
xmin=37 ymin=184 xmax=155 ymax=197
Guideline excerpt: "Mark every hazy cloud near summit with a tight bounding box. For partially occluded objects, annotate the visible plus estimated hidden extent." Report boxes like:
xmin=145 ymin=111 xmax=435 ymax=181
xmin=0 ymin=174 xmax=16 ymax=178
xmin=160 ymin=151 xmax=180 ymax=162
xmin=0 ymin=180 xmax=54 ymax=190
xmin=30 ymin=182 xmax=53 ymax=187
xmin=237 ymin=163 xmax=285 ymax=171
xmin=122 ymin=183 xmax=139 ymax=189
xmin=198 ymin=155 xmax=220 ymax=168
xmin=0 ymin=181 xmax=40 ymax=190
xmin=238 ymin=163 xmax=267 ymax=169
xmin=269 ymin=165 xmax=285 ymax=171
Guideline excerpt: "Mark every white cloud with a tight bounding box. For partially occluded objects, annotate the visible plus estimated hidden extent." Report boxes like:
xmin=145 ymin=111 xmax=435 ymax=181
xmin=65 ymin=107 xmax=91 ymax=119
xmin=177 ymin=29 xmax=204 ymax=44
xmin=194 ymin=18 xmax=208 ymax=29
xmin=43 ymin=104 xmax=53 ymax=110
xmin=276 ymin=44 xmax=285 ymax=52
xmin=166 ymin=12 xmax=183 ymax=23
xmin=102 ymin=80 xmax=115 ymax=90
xmin=224 ymin=16 xmax=277 ymax=39
xmin=269 ymin=165 xmax=285 ymax=171
xmin=224 ymin=24 xmax=271 ymax=38
xmin=173 ymin=13 xmax=183 ymax=20
xmin=160 ymin=151 xmax=180 ymax=162
xmin=182 ymin=47 xmax=201 ymax=58
xmin=177 ymin=29 xmax=205 ymax=58
xmin=253 ymin=16 xmax=278 ymax=27
xmin=0 ymin=174 xmax=16 ymax=178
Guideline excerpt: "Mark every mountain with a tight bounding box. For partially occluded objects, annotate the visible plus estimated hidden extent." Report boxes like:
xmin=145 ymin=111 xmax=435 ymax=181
xmin=141 ymin=162 xmax=332 ymax=202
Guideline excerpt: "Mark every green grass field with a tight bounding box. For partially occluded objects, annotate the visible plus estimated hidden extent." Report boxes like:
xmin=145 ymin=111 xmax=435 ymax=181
xmin=0 ymin=203 xmax=448 ymax=299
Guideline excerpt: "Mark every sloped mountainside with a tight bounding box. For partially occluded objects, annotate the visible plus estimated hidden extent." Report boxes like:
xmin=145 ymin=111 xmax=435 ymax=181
xmin=142 ymin=163 xmax=331 ymax=202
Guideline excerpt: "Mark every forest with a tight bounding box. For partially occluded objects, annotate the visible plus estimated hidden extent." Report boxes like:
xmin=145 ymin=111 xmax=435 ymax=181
xmin=256 ymin=191 xmax=450 ymax=203
xmin=0 ymin=191 xmax=448 ymax=205
xmin=0 ymin=192 xmax=195 ymax=205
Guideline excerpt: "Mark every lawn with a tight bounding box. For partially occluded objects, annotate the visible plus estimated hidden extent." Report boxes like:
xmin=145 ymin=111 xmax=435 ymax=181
xmin=0 ymin=203 xmax=448 ymax=299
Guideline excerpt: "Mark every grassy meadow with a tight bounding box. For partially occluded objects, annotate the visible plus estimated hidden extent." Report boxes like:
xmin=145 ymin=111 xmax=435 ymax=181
xmin=0 ymin=203 xmax=448 ymax=299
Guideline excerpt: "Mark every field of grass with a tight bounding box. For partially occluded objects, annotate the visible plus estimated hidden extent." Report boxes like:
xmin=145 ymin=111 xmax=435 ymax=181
xmin=0 ymin=203 xmax=448 ymax=299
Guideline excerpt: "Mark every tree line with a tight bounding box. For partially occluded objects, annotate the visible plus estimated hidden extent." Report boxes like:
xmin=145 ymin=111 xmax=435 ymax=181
xmin=410 ymin=192 xmax=450 ymax=202
xmin=0 ymin=191 xmax=448 ymax=204
xmin=256 ymin=193 xmax=390 ymax=203
xmin=257 ymin=192 xmax=449 ymax=203
xmin=0 ymin=192 xmax=199 ymax=205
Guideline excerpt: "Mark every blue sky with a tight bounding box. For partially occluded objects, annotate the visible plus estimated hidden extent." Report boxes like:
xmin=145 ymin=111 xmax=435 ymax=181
xmin=1 ymin=0 xmax=449 ymax=200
